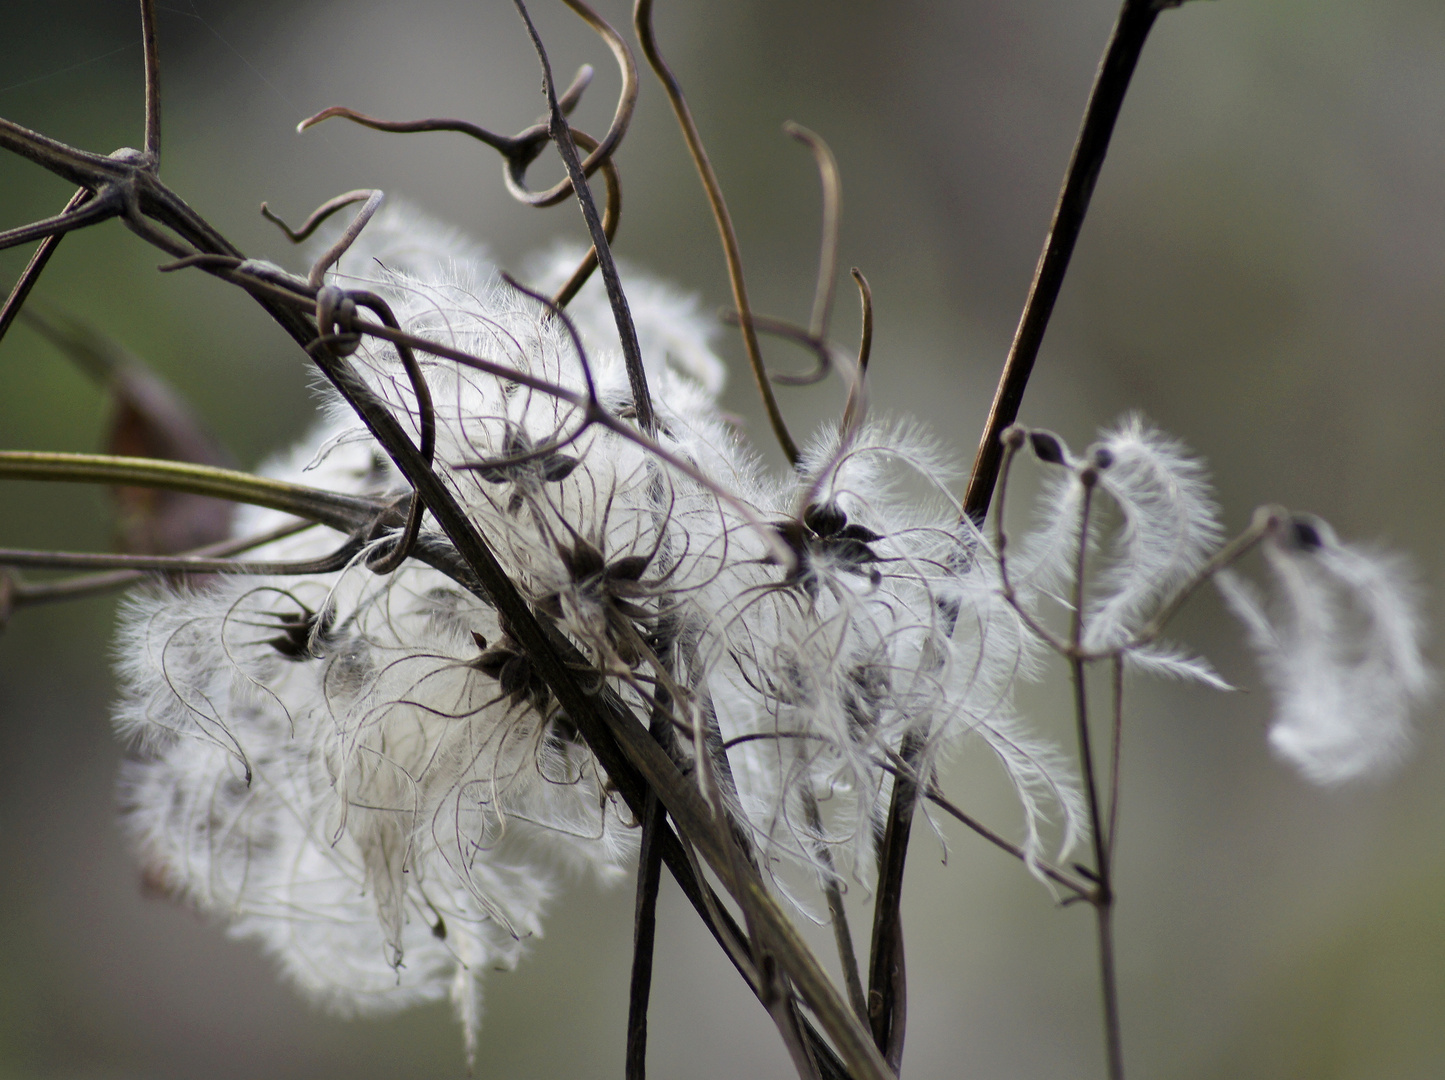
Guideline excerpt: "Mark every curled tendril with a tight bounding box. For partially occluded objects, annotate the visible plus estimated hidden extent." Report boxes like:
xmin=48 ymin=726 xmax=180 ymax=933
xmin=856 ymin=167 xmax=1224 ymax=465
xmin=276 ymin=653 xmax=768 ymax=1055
xmin=312 ymin=286 xmax=436 ymax=575
xmin=260 ymin=189 xmax=385 ymax=287
xmin=718 ymin=123 xmax=845 ymax=389
xmin=297 ymin=0 xmax=634 ymax=197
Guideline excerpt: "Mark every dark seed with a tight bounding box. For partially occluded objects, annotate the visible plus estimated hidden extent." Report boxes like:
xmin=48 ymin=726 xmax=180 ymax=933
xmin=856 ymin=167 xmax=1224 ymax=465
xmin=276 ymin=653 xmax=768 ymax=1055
xmin=1029 ymin=431 xmax=1066 ymax=465
xmin=838 ymin=522 xmax=883 ymax=543
xmin=608 ymin=554 xmax=650 ymax=582
xmin=1289 ymin=517 xmax=1323 ymax=550
xmin=543 ymin=455 xmax=580 ymax=482
xmin=804 ymin=502 xmax=847 ymax=538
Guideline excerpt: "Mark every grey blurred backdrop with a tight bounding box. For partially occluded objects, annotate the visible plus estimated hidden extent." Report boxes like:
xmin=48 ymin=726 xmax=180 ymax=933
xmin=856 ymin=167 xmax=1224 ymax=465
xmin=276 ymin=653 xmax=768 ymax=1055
xmin=3 ymin=1 xmax=1445 ymax=1077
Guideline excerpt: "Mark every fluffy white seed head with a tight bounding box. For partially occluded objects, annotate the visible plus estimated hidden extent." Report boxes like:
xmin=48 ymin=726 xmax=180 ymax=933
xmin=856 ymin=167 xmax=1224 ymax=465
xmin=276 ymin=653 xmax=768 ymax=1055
xmin=1217 ymin=514 xmax=1432 ymax=784
xmin=111 ymin=204 xmax=1092 ymax=1048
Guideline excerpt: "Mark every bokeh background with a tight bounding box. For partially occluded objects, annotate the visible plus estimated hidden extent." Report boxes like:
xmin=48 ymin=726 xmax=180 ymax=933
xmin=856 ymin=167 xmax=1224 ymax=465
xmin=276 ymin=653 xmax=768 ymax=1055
xmin=3 ymin=1 xmax=1445 ymax=1077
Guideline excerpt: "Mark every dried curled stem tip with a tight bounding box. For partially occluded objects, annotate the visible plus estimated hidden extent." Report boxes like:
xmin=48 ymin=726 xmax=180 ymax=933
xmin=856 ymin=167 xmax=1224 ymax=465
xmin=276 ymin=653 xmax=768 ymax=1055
xmin=839 ymin=268 xmax=872 ymax=435
xmin=260 ymin=190 xmax=376 ymax=244
xmin=782 ymin=121 xmax=842 ymax=340
xmin=634 ymin=0 xmax=799 ymax=466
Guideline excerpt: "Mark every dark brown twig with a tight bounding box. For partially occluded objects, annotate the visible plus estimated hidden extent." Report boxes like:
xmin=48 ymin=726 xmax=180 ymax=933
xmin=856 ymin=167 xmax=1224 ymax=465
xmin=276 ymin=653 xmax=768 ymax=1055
xmin=712 ymin=124 xmax=844 ymax=389
xmin=626 ymin=744 xmax=667 ymax=1080
xmin=6 ymin=518 xmax=318 ymax=607
xmin=865 ymin=725 xmax=923 ymax=1072
xmin=962 ymin=0 xmax=1169 ymax=525
xmin=1107 ymin=654 xmax=1124 ymax=862
xmin=0 ymin=187 xmax=91 ymax=346
xmin=548 ymin=127 xmax=622 ymax=309
xmin=510 ymin=0 xmax=654 ymax=436
xmin=0 ymin=534 xmax=363 ymax=577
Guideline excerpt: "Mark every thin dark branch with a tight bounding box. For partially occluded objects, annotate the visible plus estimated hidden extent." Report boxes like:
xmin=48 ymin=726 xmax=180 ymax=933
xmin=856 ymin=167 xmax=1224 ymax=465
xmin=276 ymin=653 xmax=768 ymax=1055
xmin=1096 ymin=903 xmax=1125 ymax=1080
xmin=1107 ymin=654 xmax=1124 ymax=862
xmin=627 ymin=648 xmax=676 ymax=1080
xmin=865 ymin=725 xmax=923 ymax=1073
xmin=510 ymin=0 xmax=654 ymax=435
xmin=299 ymin=105 xmax=523 ymax=156
xmin=0 ymin=534 xmax=363 ymax=576
xmin=260 ymin=194 xmax=361 ymax=243
xmin=306 ymin=190 xmax=384 ymax=286
xmin=0 ymin=187 xmax=90 ymax=347
xmin=0 ymin=193 xmax=120 ymax=253
xmin=549 ymin=127 xmax=622 ymax=309
xmin=634 ymin=0 xmax=799 ymax=466
xmin=803 ymin=791 xmax=868 ymax=1025
xmin=326 ymin=289 xmax=435 ymax=573
xmin=140 ymin=0 xmax=161 ymax=163
xmin=504 ymin=0 xmax=638 ymax=208
xmin=7 ymin=518 xmax=318 ymax=607
xmin=1067 ymin=475 xmax=1124 ymax=1080
xmin=962 ymin=0 xmax=1167 ymax=525
xmin=920 ymin=780 xmax=1092 ymax=900
xmin=0 ymin=116 xmax=130 ymax=185
xmin=627 ymin=787 xmax=666 ymax=1080
xmin=296 ymin=4 xmax=635 ymax=212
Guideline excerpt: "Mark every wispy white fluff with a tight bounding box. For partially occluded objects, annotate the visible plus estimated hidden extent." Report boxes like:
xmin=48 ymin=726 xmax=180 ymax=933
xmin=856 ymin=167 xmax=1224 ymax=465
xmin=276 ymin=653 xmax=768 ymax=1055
xmin=1216 ymin=516 xmax=1431 ymax=783
xmin=111 ymin=204 xmax=1090 ymax=1052
xmin=1124 ymin=641 xmax=1233 ymax=691
xmin=1084 ymin=416 xmax=1222 ymax=651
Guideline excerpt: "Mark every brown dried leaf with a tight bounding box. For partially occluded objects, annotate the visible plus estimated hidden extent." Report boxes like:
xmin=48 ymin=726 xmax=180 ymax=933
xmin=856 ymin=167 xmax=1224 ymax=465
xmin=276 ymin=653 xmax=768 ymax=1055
xmin=23 ymin=304 xmax=236 ymax=554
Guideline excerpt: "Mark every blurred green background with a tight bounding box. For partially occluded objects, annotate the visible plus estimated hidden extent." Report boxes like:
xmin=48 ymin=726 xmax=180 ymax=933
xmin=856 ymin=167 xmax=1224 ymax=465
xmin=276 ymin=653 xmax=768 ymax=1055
xmin=3 ymin=1 xmax=1445 ymax=1077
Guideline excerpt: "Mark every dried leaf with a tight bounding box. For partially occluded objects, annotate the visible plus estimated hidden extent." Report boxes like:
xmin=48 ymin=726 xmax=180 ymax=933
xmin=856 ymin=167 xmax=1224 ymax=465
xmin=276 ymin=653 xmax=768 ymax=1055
xmin=23 ymin=304 xmax=235 ymax=554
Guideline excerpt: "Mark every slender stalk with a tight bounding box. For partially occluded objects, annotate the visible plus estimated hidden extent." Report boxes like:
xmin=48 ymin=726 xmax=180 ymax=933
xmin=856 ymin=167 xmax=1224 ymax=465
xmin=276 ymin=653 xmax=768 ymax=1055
xmin=1095 ymin=902 xmax=1124 ymax=1080
xmin=510 ymin=0 xmax=654 ymax=435
xmin=627 ymin=745 xmax=667 ymax=1080
xmin=1107 ymin=655 xmax=1124 ymax=862
xmin=919 ymin=780 xmax=1092 ymax=900
xmin=140 ymin=0 xmax=161 ymax=164
xmin=962 ymin=0 xmax=1166 ymax=524
xmin=634 ymin=0 xmax=800 ymax=465
xmin=0 ymin=187 xmax=90 ymax=346
xmin=1068 ymin=474 xmax=1124 ymax=1080
xmin=865 ymin=724 xmax=924 ymax=1072
xmin=803 ymin=791 xmax=868 ymax=1024
xmin=0 ymin=451 xmax=377 ymax=533
xmin=7 ymin=519 xmax=317 ymax=607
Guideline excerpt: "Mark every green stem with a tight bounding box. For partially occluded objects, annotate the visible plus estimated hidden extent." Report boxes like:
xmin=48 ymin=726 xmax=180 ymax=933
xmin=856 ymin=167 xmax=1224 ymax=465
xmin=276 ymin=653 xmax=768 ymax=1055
xmin=0 ymin=450 xmax=378 ymax=533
